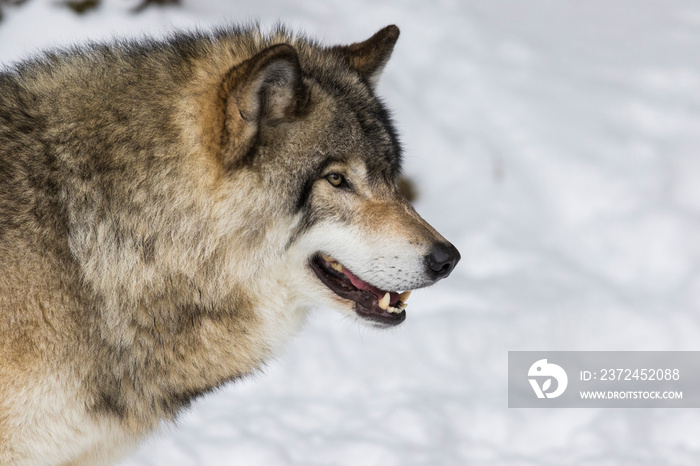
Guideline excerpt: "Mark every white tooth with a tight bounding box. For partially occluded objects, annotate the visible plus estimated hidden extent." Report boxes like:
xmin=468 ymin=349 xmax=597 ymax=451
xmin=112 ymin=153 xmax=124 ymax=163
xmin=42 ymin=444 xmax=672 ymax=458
xmin=399 ymin=291 xmax=412 ymax=303
xmin=321 ymin=254 xmax=333 ymax=262
xmin=398 ymin=301 xmax=407 ymax=310
xmin=388 ymin=306 xmax=402 ymax=314
xmin=331 ymin=262 xmax=344 ymax=273
xmin=378 ymin=292 xmax=390 ymax=310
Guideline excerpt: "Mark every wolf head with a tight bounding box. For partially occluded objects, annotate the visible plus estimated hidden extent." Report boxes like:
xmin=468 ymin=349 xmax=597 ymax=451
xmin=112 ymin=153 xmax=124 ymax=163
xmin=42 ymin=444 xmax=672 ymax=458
xmin=213 ymin=26 xmax=460 ymax=327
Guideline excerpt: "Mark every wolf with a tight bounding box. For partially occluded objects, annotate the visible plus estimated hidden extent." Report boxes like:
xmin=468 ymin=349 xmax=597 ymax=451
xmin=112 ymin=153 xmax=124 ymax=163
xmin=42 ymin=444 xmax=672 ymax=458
xmin=0 ymin=24 xmax=460 ymax=464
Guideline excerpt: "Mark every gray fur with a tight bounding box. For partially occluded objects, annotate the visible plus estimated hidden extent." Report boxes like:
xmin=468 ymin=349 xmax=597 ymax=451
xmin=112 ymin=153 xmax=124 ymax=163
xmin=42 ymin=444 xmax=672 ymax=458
xmin=0 ymin=24 xmax=458 ymax=465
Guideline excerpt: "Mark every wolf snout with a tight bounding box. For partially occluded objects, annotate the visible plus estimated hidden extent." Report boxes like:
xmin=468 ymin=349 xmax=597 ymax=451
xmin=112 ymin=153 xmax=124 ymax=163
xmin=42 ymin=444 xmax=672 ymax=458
xmin=425 ymin=242 xmax=461 ymax=281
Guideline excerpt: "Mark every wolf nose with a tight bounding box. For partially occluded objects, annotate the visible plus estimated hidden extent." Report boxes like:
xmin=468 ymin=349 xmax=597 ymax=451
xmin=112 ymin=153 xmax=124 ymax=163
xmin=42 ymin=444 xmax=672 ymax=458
xmin=425 ymin=242 xmax=461 ymax=281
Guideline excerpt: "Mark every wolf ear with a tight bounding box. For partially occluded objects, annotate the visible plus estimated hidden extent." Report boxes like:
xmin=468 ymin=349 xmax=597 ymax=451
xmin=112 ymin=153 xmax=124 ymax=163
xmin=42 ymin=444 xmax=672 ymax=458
xmin=222 ymin=44 xmax=308 ymax=163
xmin=331 ymin=25 xmax=400 ymax=88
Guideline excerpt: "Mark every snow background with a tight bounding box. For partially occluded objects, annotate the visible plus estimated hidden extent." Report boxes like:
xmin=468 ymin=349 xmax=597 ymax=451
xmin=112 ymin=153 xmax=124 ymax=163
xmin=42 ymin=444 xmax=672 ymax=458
xmin=2 ymin=0 xmax=700 ymax=464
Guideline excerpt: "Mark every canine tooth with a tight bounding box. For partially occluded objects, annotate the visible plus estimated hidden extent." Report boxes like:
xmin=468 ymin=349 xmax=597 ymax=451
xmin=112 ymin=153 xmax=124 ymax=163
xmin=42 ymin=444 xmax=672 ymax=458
xmin=331 ymin=262 xmax=344 ymax=273
xmin=399 ymin=291 xmax=412 ymax=303
xmin=378 ymin=292 xmax=390 ymax=310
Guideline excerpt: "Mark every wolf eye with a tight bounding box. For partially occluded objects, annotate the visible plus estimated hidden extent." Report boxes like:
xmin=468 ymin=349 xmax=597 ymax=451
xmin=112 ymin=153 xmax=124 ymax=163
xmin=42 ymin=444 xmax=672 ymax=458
xmin=326 ymin=173 xmax=345 ymax=187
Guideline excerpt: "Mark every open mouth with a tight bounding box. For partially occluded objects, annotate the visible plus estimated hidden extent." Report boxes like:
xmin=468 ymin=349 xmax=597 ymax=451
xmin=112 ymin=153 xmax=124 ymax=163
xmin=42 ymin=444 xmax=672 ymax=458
xmin=309 ymin=254 xmax=410 ymax=326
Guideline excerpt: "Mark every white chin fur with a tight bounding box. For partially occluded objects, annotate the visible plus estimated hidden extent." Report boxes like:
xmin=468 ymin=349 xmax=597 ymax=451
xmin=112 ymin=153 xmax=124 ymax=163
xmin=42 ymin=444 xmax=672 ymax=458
xmin=293 ymin=222 xmax=432 ymax=293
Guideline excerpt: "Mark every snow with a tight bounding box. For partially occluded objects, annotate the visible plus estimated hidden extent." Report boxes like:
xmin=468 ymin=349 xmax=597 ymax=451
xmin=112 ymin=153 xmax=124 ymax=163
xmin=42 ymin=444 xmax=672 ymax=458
xmin=2 ymin=0 xmax=700 ymax=464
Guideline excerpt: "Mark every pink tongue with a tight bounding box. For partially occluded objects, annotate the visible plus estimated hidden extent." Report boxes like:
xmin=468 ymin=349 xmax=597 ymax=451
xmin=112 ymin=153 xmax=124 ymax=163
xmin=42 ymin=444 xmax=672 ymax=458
xmin=342 ymin=267 xmax=400 ymax=305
